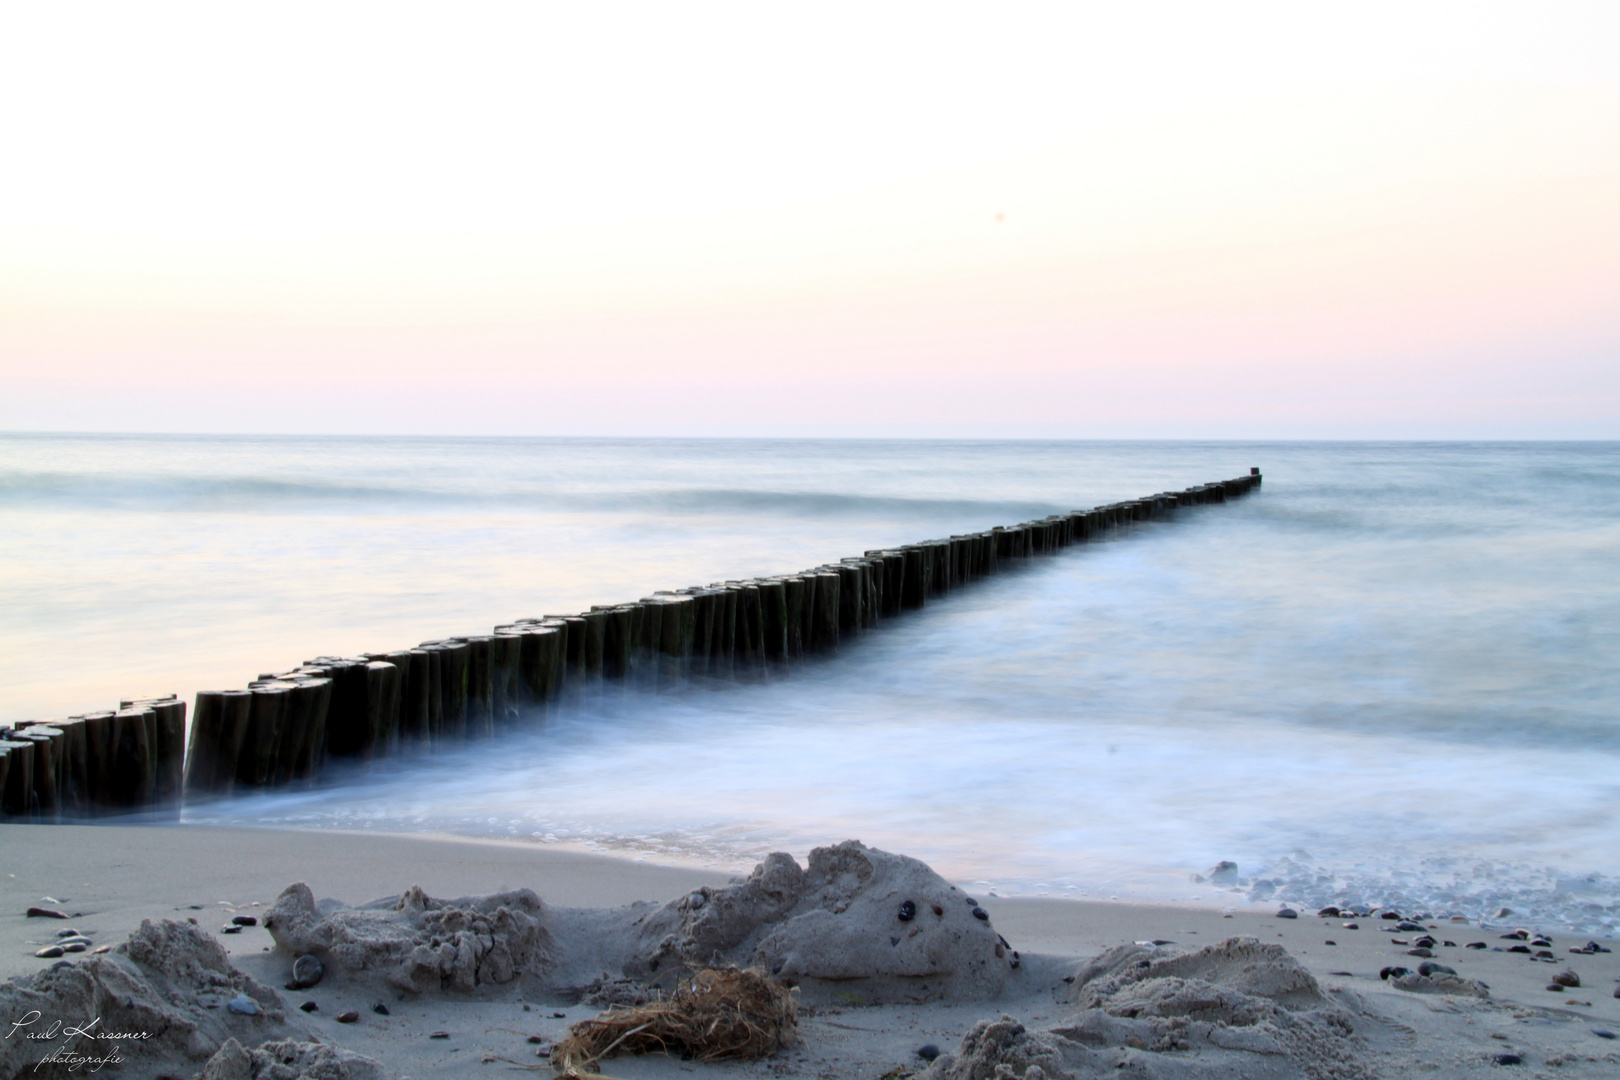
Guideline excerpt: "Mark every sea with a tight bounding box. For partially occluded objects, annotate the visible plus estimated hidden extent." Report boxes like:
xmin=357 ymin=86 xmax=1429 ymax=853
xmin=2 ymin=435 xmax=1617 ymax=932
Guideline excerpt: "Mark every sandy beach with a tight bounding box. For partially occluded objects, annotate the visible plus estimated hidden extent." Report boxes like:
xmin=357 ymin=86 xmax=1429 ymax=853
xmin=3 ymin=824 xmax=1617 ymax=1079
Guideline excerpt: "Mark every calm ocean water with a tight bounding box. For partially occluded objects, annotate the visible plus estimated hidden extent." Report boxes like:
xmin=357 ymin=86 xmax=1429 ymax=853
xmin=3 ymin=436 xmax=1618 ymax=930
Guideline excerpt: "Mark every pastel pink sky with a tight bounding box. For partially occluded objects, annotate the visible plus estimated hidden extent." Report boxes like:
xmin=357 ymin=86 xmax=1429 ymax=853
xmin=2 ymin=2 xmax=1617 ymax=437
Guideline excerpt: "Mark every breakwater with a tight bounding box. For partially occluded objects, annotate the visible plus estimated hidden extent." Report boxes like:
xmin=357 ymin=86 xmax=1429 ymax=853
xmin=0 ymin=471 xmax=1260 ymax=821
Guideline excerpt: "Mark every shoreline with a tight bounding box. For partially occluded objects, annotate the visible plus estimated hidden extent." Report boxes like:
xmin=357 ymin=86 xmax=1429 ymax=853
xmin=4 ymin=824 xmax=1618 ymax=1078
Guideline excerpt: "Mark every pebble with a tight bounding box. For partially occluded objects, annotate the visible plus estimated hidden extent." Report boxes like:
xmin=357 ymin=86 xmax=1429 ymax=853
xmin=1418 ymin=962 xmax=1456 ymax=977
xmin=1551 ymin=970 xmax=1581 ymax=988
xmin=971 ymin=907 xmax=989 ymax=922
xmin=1500 ymin=931 xmax=1528 ymax=940
xmin=26 ymin=907 xmax=69 ymax=920
xmin=1324 ymin=940 xmax=1337 ymax=946
xmin=291 ymin=955 xmax=324 ymax=989
xmin=1592 ymin=1029 xmax=1614 ymax=1040
xmin=897 ymin=900 xmax=916 ymax=922
xmin=1413 ymin=936 xmax=1437 ymax=948
xmin=1614 ymin=987 xmax=1620 ymax=999
xmin=220 ymin=925 xmax=243 ymax=935
xmin=429 ymin=1031 xmax=449 ymax=1039
xmin=917 ymin=1044 xmax=941 ymax=1061
xmin=55 ymin=928 xmax=83 ymax=938
xmin=1342 ymin=922 xmax=1360 ymax=930
xmin=931 ymin=904 xmax=944 ymax=917
xmin=231 ymin=916 xmax=258 ymax=927
xmin=1507 ymin=945 xmax=1531 ymax=954
xmin=300 ymin=1001 xmax=319 ymax=1013
xmin=1397 ymin=922 xmax=1424 ymax=932
xmin=61 ymin=942 xmax=87 ymax=953
xmin=1545 ymin=984 xmax=1564 ymax=993
xmin=1277 ymin=907 xmax=1297 ymax=919
xmin=1317 ymin=906 xmax=1341 ymax=917
xmin=1406 ymin=948 xmax=1434 ymax=958
xmin=1328 ymin=970 xmax=1353 ymax=976
xmin=337 ymin=1011 xmax=360 ymax=1024
xmin=34 ymin=946 xmax=64 ymax=958
xmin=527 ymin=1036 xmax=544 ymax=1045
xmin=372 ymin=1003 xmax=390 ymax=1015
xmin=226 ymin=994 xmax=259 ymax=1016
xmin=1493 ymin=1052 xmax=1523 ymax=1065
xmin=1379 ymin=966 xmax=1410 ymax=981
xmin=1379 ymin=912 xmax=1402 ymax=921
xmin=1585 ymin=941 xmax=1611 ymax=953
xmin=1467 ymin=942 xmax=1487 ymax=949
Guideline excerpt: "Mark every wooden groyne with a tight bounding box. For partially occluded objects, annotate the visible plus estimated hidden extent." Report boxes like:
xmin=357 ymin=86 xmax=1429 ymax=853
xmin=0 ymin=470 xmax=1261 ymax=821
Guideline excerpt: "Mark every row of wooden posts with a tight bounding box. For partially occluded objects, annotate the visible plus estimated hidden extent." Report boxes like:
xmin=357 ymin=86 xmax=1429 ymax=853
xmin=0 ymin=471 xmax=1262 ymax=821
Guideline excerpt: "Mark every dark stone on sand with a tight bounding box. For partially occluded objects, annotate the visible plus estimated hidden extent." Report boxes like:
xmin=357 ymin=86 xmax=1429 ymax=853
xmin=1277 ymin=907 xmax=1298 ymax=919
xmin=1551 ymin=970 xmax=1580 ymax=988
xmin=1380 ymin=912 xmax=1401 ymax=920
xmin=1494 ymin=1052 xmax=1523 ymax=1065
xmin=430 ymin=1031 xmax=449 ymax=1039
xmin=1398 ymin=921 xmax=1424 ymax=931
xmin=292 ymin=954 xmax=323 ymax=988
xmin=372 ymin=1002 xmax=390 ymax=1015
xmin=26 ymin=907 xmax=69 ymax=919
xmin=34 ymin=946 xmax=64 ymax=958
xmin=1325 ymin=940 xmax=1337 ymax=946
xmin=1500 ymin=931 xmax=1527 ymax=940
xmin=55 ymin=928 xmax=82 ymax=937
xmin=61 ymin=942 xmax=86 ymax=953
xmin=1379 ymin=966 xmax=1410 ymax=980
xmin=1407 ymin=947 xmax=1434 ymax=958
xmin=220 ymin=924 xmax=242 ymax=934
xmin=917 ymin=1044 xmax=941 ymax=1061
xmin=1593 ymin=1029 xmax=1615 ymax=1039
xmin=1535 ymin=950 xmax=1555 ymax=959
xmin=1328 ymin=970 xmax=1353 ymax=976
xmin=1317 ymin=906 xmax=1341 ymax=917
xmin=1546 ymin=983 xmax=1564 ymax=992
xmin=1467 ymin=942 xmax=1487 ymax=949
xmin=1507 ymin=945 xmax=1531 ymax=954
xmin=1418 ymin=962 xmax=1456 ymax=976
xmin=1342 ymin=922 xmax=1360 ymax=930
xmin=1151 ymin=939 xmax=1173 ymax=946
xmin=972 ymin=907 xmax=989 ymax=921
xmin=1443 ymin=941 xmax=1457 ymax=947
xmin=232 ymin=915 xmax=258 ymax=927
xmin=337 ymin=1011 xmax=360 ymax=1023
xmin=1614 ymin=987 xmax=1620 ymax=999
xmin=1414 ymin=936 xmax=1436 ymax=948
xmin=300 ymin=1001 xmax=319 ymax=1012
xmin=897 ymin=900 xmax=916 ymax=922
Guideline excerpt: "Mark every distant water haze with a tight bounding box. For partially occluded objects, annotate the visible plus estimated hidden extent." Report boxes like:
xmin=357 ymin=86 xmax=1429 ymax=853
xmin=3 ymin=436 xmax=1617 ymax=930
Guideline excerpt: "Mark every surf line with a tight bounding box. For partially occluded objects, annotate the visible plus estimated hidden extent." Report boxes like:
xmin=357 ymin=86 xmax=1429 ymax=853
xmin=0 ymin=470 xmax=1261 ymax=820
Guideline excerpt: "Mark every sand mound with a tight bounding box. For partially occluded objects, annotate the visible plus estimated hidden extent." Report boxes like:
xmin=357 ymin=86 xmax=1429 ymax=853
xmin=201 ymin=1037 xmax=388 ymax=1080
xmin=263 ymin=882 xmax=551 ymax=993
xmin=627 ymin=840 xmax=1010 ymax=1003
xmin=260 ymin=841 xmax=1010 ymax=1005
xmin=1391 ymin=970 xmax=1490 ymax=997
xmin=0 ymin=919 xmax=290 ymax=1079
xmin=923 ymin=937 xmax=1373 ymax=1080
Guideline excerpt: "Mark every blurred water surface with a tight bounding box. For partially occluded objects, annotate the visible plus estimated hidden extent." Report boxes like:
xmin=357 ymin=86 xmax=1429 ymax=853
xmin=3 ymin=436 xmax=1617 ymax=928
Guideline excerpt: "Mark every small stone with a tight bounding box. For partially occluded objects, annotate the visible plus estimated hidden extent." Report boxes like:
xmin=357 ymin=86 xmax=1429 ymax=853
xmin=1507 ymin=945 xmax=1531 ymax=954
xmin=226 ymin=994 xmax=259 ymax=1016
xmin=292 ymin=954 xmax=323 ymax=988
xmin=1397 ymin=921 xmax=1424 ymax=932
xmin=1535 ymin=950 xmax=1555 ymax=959
xmin=55 ymin=928 xmax=82 ymax=938
xmin=1379 ymin=966 xmax=1409 ymax=980
xmin=1467 ymin=942 xmax=1487 ymax=949
xmin=33 ymin=946 xmax=64 ymax=958
xmin=429 ymin=1031 xmax=449 ymax=1039
xmin=1591 ymin=1029 xmax=1614 ymax=1039
xmin=337 ymin=1011 xmax=360 ymax=1023
xmin=372 ymin=1002 xmax=390 ymax=1015
xmin=1585 ymin=941 xmax=1611 ymax=953
xmin=300 ymin=1001 xmax=318 ymax=1013
xmin=897 ymin=900 xmax=916 ymax=922
xmin=1317 ymin=906 xmax=1341 ymax=917
xmin=60 ymin=942 xmax=86 ymax=953
xmin=1380 ymin=911 xmax=1402 ymax=921
xmin=1614 ymin=986 xmax=1620 ymax=999
xmin=1328 ymin=970 xmax=1353 ymax=976
xmin=56 ymin=935 xmax=91 ymax=946
xmin=1418 ymin=962 xmax=1456 ymax=976
xmin=1407 ymin=947 xmax=1433 ymax=958
xmin=1500 ymin=931 xmax=1528 ymax=940
xmin=1277 ymin=907 xmax=1298 ymax=919
xmin=917 ymin=1044 xmax=941 ymax=1061
xmin=1325 ymin=940 xmax=1337 ymax=946
xmin=1551 ymin=970 xmax=1580 ymax=988
xmin=526 ymin=1035 xmax=544 ymax=1044
xmin=1413 ymin=936 xmax=1437 ymax=948
xmin=26 ymin=907 xmax=69 ymax=919
xmin=1342 ymin=922 xmax=1360 ymax=930
xmin=1493 ymin=1052 xmax=1522 ymax=1065
xmin=1546 ymin=984 xmax=1564 ymax=992
xmin=1449 ymin=915 xmax=1470 ymax=923
xmin=1443 ymin=941 xmax=1457 ymax=947
xmin=552 ymin=1012 xmax=566 ymax=1019
xmin=220 ymin=925 xmax=242 ymax=935
xmin=972 ymin=907 xmax=989 ymax=922
xmin=931 ymin=904 xmax=944 ymax=917
xmin=231 ymin=915 xmax=258 ymax=927
xmin=1151 ymin=939 xmax=1173 ymax=946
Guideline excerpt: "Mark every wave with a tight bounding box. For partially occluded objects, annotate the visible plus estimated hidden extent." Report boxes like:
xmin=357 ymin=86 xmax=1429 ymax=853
xmin=0 ymin=471 xmax=1064 ymax=520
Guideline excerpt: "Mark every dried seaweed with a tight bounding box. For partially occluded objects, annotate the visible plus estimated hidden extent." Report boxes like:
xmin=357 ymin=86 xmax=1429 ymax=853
xmin=551 ymin=968 xmax=795 ymax=1078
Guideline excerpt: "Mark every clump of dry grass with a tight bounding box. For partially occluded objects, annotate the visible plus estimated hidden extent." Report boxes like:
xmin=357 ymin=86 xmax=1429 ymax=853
xmin=551 ymin=968 xmax=796 ymax=1078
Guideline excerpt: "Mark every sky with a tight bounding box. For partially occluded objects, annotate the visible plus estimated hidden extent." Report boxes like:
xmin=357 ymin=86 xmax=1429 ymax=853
xmin=1 ymin=1 xmax=1617 ymax=438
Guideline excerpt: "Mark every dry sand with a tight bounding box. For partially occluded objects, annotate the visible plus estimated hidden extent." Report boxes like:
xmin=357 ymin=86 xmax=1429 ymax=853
xmin=3 ymin=824 xmax=1617 ymax=1079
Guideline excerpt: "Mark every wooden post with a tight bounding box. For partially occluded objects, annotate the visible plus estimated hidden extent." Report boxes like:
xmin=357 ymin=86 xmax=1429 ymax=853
xmin=0 ymin=739 xmax=34 ymax=819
